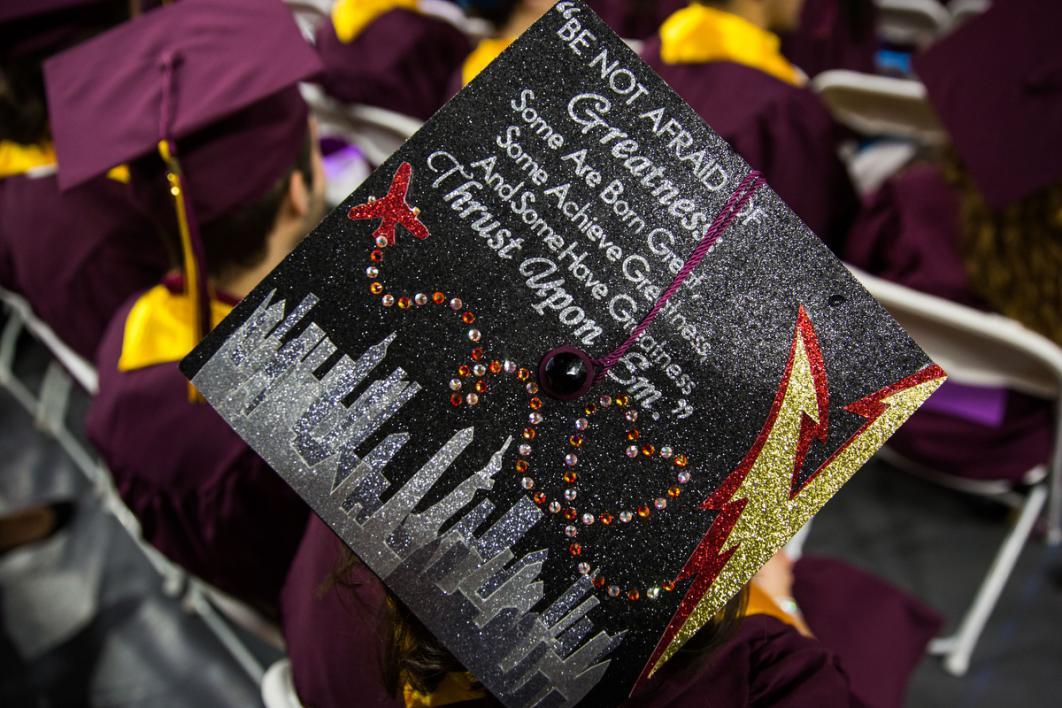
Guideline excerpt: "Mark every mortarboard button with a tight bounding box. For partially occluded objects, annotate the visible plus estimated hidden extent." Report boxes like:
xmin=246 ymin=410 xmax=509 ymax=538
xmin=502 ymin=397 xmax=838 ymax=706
xmin=538 ymin=346 xmax=594 ymax=401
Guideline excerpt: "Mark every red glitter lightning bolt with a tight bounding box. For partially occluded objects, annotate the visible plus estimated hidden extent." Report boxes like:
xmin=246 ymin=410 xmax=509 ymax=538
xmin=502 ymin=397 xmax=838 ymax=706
xmin=347 ymin=161 xmax=430 ymax=246
xmin=635 ymin=305 xmax=946 ymax=688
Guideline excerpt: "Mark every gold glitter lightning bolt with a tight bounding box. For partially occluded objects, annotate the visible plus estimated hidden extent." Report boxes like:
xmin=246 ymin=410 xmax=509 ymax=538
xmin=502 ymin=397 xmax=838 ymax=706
xmin=635 ymin=305 xmax=946 ymax=688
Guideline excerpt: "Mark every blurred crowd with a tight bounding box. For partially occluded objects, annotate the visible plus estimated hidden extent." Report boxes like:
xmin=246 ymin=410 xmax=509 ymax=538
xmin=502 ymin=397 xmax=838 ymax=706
xmin=0 ymin=0 xmax=1058 ymax=706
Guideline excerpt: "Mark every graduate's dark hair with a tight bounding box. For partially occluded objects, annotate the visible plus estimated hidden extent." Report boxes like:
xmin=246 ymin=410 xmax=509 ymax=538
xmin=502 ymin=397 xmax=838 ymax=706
xmin=329 ymin=532 xmax=749 ymax=701
xmin=132 ymin=127 xmax=316 ymax=279
xmin=380 ymin=568 xmax=749 ymax=699
xmin=462 ymin=0 xmax=521 ymax=28
xmin=943 ymin=153 xmax=1062 ymax=345
xmin=199 ymin=132 xmax=316 ymax=280
xmin=0 ymin=1 xmax=129 ymax=144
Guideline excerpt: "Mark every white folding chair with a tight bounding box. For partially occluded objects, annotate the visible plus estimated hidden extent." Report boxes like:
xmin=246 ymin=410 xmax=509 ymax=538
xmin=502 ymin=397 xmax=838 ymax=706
xmin=812 ymin=70 xmax=945 ymax=143
xmin=876 ymin=0 xmax=953 ymax=48
xmin=301 ymin=84 xmax=424 ymax=167
xmin=0 ymin=287 xmax=280 ymax=684
xmin=848 ymin=267 xmax=1062 ymax=676
xmin=812 ymin=70 xmax=945 ymax=193
xmin=262 ymin=659 xmax=306 ymax=708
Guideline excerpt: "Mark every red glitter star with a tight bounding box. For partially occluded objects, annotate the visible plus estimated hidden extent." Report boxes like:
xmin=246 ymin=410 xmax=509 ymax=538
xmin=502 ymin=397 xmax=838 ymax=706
xmin=347 ymin=161 xmax=430 ymax=246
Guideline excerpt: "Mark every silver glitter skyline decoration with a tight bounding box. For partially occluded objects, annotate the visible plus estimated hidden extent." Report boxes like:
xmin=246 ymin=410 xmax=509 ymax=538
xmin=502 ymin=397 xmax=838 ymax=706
xmin=191 ymin=292 xmax=624 ymax=707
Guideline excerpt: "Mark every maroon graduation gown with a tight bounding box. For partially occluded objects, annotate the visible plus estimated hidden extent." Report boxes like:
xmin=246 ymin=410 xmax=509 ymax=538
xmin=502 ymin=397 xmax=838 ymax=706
xmin=844 ymin=164 xmax=1053 ymax=483
xmin=281 ymin=517 xmax=937 ymax=708
xmin=630 ymin=614 xmax=865 ymax=708
xmin=314 ymin=8 xmax=471 ymax=122
xmin=0 ymin=173 xmax=168 ymax=361
xmin=793 ymin=556 xmax=941 ymax=708
xmin=780 ymin=0 xmax=878 ymax=77
xmin=86 ymin=293 xmax=310 ymax=614
xmin=281 ymin=515 xmax=400 ymax=708
xmin=642 ymin=44 xmax=859 ymax=252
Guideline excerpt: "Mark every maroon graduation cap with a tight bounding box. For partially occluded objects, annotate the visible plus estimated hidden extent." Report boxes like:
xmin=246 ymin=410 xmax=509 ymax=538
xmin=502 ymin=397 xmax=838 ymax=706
xmin=44 ymin=0 xmax=322 ymax=378
xmin=914 ymin=0 xmax=1062 ymax=209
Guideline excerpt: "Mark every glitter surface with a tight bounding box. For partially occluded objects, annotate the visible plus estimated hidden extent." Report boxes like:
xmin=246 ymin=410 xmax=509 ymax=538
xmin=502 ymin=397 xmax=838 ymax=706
xmin=182 ymin=3 xmax=943 ymax=706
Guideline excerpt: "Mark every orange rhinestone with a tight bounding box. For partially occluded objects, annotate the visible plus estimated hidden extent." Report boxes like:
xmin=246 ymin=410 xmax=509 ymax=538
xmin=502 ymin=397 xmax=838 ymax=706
xmin=626 ymin=429 xmax=640 ymax=441
xmin=474 ymin=380 xmax=488 ymax=394
xmin=627 ymin=589 xmax=640 ymax=602
xmin=568 ymin=434 xmax=583 ymax=447
xmin=370 ymin=249 xmax=384 ymax=263
xmin=489 ymin=360 xmax=503 ymax=374
xmin=674 ymin=454 xmax=689 ymax=468
xmin=515 ymin=460 xmax=529 ymax=473
xmin=369 ymin=281 xmax=383 ymax=295
xmin=662 ymin=580 xmax=675 ymax=592
xmin=529 ymin=397 xmax=543 ymax=411
xmin=637 ymin=504 xmax=651 ymax=518
xmin=563 ymin=508 xmax=578 ymax=521
xmin=471 ymin=346 xmax=485 ymax=361
xmin=562 ymin=470 xmax=577 ymax=484
xmin=517 ymin=368 xmax=531 ymax=381
xmin=568 ymin=543 xmax=582 ymax=556
xmin=432 ymin=291 xmax=446 ymax=304
xmin=641 ymin=444 xmax=656 ymax=457
xmin=594 ymin=576 xmax=606 ymax=589
xmin=584 ymin=403 xmax=597 ymax=416
xmin=599 ymin=512 xmax=614 ymax=526
xmin=457 ymin=365 xmax=471 ymax=377
xmin=668 ymin=485 xmax=682 ymax=498
xmin=450 ymin=394 xmax=462 ymax=407
xmin=614 ymin=394 xmax=629 ymax=407
xmin=532 ymin=492 xmax=547 ymax=505
xmin=397 ymin=296 xmax=411 ymax=309
xmin=462 ymin=312 xmax=476 ymax=324
xmin=523 ymin=427 xmax=537 ymax=440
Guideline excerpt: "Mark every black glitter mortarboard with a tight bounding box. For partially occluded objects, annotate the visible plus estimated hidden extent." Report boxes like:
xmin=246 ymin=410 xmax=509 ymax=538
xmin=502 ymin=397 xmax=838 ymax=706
xmin=182 ymin=3 xmax=944 ymax=705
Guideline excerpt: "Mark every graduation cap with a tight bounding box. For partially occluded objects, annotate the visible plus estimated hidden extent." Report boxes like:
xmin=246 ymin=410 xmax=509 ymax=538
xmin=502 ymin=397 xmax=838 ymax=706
xmin=184 ymin=2 xmax=944 ymax=705
xmin=914 ymin=0 xmax=1062 ymax=209
xmin=43 ymin=0 xmax=322 ymax=388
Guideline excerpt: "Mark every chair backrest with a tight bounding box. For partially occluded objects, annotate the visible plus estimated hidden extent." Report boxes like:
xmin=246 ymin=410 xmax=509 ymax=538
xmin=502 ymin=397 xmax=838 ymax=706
xmin=262 ymin=659 xmax=305 ymax=708
xmin=302 ymin=84 xmax=424 ymax=166
xmin=949 ymin=0 xmax=991 ymax=29
xmin=0 ymin=288 xmax=98 ymax=394
xmin=283 ymin=0 xmax=331 ymax=40
xmin=812 ymin=70 xmax=946 ymax=144
xmin=848 ymin=267 xmax=1062 ymax=400
xmin=876 ymin=0 xmax=952 ymax=48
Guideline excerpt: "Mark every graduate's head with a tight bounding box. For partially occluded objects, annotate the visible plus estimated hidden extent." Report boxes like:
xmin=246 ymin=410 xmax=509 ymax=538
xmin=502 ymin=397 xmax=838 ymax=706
xmin=464 ymin=0 xmax=552 ymax=36
xmin=915 ymin=0 xmax=1062 ymax=343
xmin=701 ymin=0 xmax=805 ymax=32
xmin=0 ymin=0 xmax=129 ymax=144
xmin=44 ymin=0 xmax=326 ymax=298
xmin=377 ymin=574 xmax=749 ymax=699
xmin=146 ymin=105 xmax=327 ymax=293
